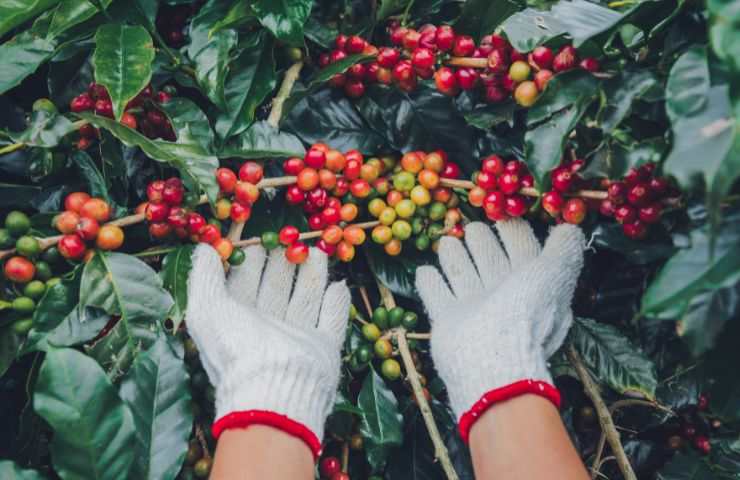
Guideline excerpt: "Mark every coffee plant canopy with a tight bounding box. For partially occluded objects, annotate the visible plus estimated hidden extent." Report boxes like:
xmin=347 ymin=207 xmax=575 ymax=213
xmin=0 ymin=0 xmax=739 ymax=479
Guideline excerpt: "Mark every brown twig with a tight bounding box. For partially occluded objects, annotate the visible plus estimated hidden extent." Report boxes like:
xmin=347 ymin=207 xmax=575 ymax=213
xmin=567 ymin=346 xmax=637 ymax=480
xmin=375 ymin=278 xmax=458 ymax=480
xmin=341 ymin=441 xmax=350 ymax=473
xmin=359 ymin=286 xmax=374 ymax=317
xmin=232 ymin=221 xmax=380 ymax=248
xmin=194 ymin=423 xmax=212 ymax=460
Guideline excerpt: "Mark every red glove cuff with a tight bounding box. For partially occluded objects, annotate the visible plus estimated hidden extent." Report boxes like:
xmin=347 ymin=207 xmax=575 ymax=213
xmin=458 ymin=379 xmax=561 ymax=443
xmin=212 ymin=410 xmax=322 ymax=460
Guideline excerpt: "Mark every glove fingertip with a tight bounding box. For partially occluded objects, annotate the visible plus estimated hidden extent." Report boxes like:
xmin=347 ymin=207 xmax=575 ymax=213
xmin=415 ymin=265 xmax=454 ymax=321
xmin=543 ymin=224 xmax=586 ymax=273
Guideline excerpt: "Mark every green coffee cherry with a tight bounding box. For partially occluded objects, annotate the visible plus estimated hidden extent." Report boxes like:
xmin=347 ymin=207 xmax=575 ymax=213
xmin=12 ymin=296 xmax=36 ymax=313
xmin=388 ymin=307 xmax=405 ymax=328
xmin=372 ymin=307 xmax=389 ymax=329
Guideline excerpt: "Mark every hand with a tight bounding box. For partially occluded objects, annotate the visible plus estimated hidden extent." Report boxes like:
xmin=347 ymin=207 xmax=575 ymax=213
xmin=186 ymin=244 xmax=350 ymax=458
xmin=415 ymin=219 xmax=585 ymax=441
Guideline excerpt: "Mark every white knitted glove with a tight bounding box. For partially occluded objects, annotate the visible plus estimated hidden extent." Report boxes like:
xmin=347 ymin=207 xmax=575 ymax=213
xmin=415 ymin=219 xmax=585 ymax=442
xmin=186 ymin=244 xmax=350 ymax=457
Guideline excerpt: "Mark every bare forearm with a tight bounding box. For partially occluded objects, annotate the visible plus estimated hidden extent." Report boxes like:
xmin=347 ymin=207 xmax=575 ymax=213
xmin=469 ymin=394 xmax=590 ymax=480
xmin=211 ymin=426 xmax=314 ymax=480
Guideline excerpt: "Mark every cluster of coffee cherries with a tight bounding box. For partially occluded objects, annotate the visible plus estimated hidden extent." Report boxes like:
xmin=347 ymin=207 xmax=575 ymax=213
xmin=468 ymin=154 xmax=538 ymax=222
xmin=53 ymin=193 xmax=123 ymax=260
xmin=368 ymin=150 xmax=464 ymax=255
xmin=1 ymin=211 xmax=64 ymax=336
xmin=141 ymin=177 xmax=239 ymax=263
xmin=349 ymin=304 xmax=420 ymax=380
xmin=320 ymin=22 xmax=600 ymax=106
xmin=318 ymin=457 xmax=352 ymax=480
xmin=598 ymin=163 xmax=671 ymax=239
xmin=666 ymin=393 xmax=717 ymax=455
xmin=69 ymin=82 xmax=176 ymax=149
xmin=540 ymin=158 xmax=590 ymax=225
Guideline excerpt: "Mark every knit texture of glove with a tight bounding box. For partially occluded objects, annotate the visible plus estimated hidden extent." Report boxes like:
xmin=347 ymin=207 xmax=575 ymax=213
xmin=186 ymin=244 xmax=350 ymax=457
xmin=415 ymin=220 xmax=585 ymax=441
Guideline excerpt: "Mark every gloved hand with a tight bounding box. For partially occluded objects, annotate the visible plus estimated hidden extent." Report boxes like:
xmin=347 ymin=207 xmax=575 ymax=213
xmin=186 ymin=244 xmax=350 ymax=458
xmin=415 ymin=219 xmax=585 ymax=442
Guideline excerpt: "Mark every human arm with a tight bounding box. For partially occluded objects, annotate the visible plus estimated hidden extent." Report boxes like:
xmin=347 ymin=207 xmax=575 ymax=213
xmin=186 ymin=245 xmax=350 ymax=480
xmin=415 ymin=219 xmax=589 ymax=480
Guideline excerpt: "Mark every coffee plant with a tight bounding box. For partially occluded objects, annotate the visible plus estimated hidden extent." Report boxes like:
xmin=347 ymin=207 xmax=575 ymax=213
xmin=0 ymin=0 xmax=738 ymax=479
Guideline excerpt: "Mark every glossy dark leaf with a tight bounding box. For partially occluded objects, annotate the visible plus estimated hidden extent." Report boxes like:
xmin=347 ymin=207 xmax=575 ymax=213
xmin=455 ymin=0 xmax=522 ymax=41
xmin=357 ymin=368 xmax=403 ymax=459
xmin=583 ymin=138 xmax=666 ymax=181
xmin=665 ymin=46 xmax=710 ymax=120
xmin=591 ymin=222 xmax=675 ymax=264
xmin=599 ymin=69 xmax=660 ymax=133
xmin=77 ymin=113 xmax=220 ymax=205
xmin=678 ymin=281 xmax=740 ymax=357
xmin=8 ymin=110 xmax=75 ymax=147
xmin=0 ymin=33 xmax=56 ymax=94
xmin=93 ymin=24 xmax=155 ymax=120
xmin=72 ymin=150 xmax=114 ymax=206
xmin=0 ymin=328 xmax=20 ymax=378
xmin=220 ymin=120 xmax=305 ymax=159
xmin=156 ymin=97 xmax=214 ymax=151
xmin=642 ymin=212 xmax=740 ymax=314
xmin=283 ymin=88 xmax=386 ymax=153
xmin=655 ymin=452 xmax=722 ymax=479
xmin=461 ymin=100 xmax=517 ymax=130
xmin=47 ymin=0 xmax=113 ymax=38
xmin=357 ymin=83 xmax=476 ymax=163
xmin=365 ymin=243 xmax=435 ymax=301
xmin=187 ymin=0 xmax=238 ymax=109
xmin=251 ymin=0 xmax=312 ymax=46
xmin=0 ymin=0 xmax=60 ymax=38
xmin=119 ymin=335 xmax=192 ymax=480
xmin=34 ymin=347 xmax=136 ymax=480
xmin=570 ymin=317 xmax=658 ymax=399
xmin=214 ymin=31 xmax=276 ymax=141
xmin=159 ymin=244 xmax=195 ymax=331
xmin=501 ymin=0 xmax=625 ymax=51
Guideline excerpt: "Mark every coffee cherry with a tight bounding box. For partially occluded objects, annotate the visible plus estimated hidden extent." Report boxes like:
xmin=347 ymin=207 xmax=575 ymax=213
xmin=385 ymin=238 xmax=402 ymax=256
xmin=283 ymin=157 xmax=304 ymax=175
xmin=627 ymin=183 xmax=652 ymax=207
xmin=162 ymin=185 xmax=183 ymax=206
xmin=483 ymin=191 xmax=506 ymax=216
xmin=505 ymin=195 xmax=527 ymax=217
xmin=149 ymin=222 xmax=172 ymax=239
xmin=412 ymin=48 xmax=436 ymax=70
xmin=4 ymin=256 xmax=35 ymax=283
xmin=377 ymin=47 xmax=400 ymax=68
xmin=297 ymin=168 xmax=320 ymax=191
xmin=54 ymin=211 xmax=80 ymax=235
xmin=698 ymin=393 xmax=709 ymax=411
xmin=58 ymin=234 xmax=87 ymax=260
xmin=476 ymin=171 xmax=497 ymax=190
xmin=638 ymin=203 xmax=662 ymax=224
xmin=607 ymin=181 xmax=627 ymax=204
xmin=434 ymin=25 xmax=455 ymax=51
xmin=542 ymin=191 xmax=564 ymax=217
xmin=614 ymin=205 xmax=637 ymax=224
xmin=145 ymin=202 xmax=170 ymax=223
xmin=453 ymin=35 xmax=476 ymax=56
xmin=514 ymin=81 xmax=538 ymax=107
xmin=345 ymin=35 xmax=366 ymax=54
xmin=487 ymin=49 xmax=509 ymax=73
xmin=381 ymin=358 xmax=402 ymax=380
xmin=553 ymin=45 xmax=577 ymax=72
xmin=362 ymin=323 xmax=381 ymax=342
xmin=278 ymin=226 xmax=300 ymax=246
xmin=213 ymin=238 xmax=234 ymax=261
xmin=94 ymin=99 xmax=114 ymax=117
xmin=391 ymin=220 xmax=412 ymax=240
xmin=579 ymin=57 xmax=600 ymax=72
xmin=80 ymin=198 xmax=111 ymax=222
xmin=320 ymin=457 xmax=341 ymax=478
xmin=534 ymin=69 xmax=553 ymax=91
xmin=551 ymin=168 xmax=574 ymax=193
xmin=374 ymin=338 xmax=393 ymax=359
xmin=481 ymin=154 xmax=505 ymax=175
xmin=650 ymin=177 xmax=669 ymax=196
xmin=402 ymin=311 xmax=418 ymax=329
xmin=434 ymin=67 xmax=459 ymax=96
xmin=70 ymin=93 xmax=94 ymax=112
xmin=193 ymin=457 xmax=212 ymax=478
xmin=562 ymin=198 xmax=587 ymax=224
xmin=509 ymin=61 xmax=531 ymax=82
xmin=343 ymin=225 xmax=366 ymax=245
xmin=693 ymin=436 xmax=711 ymax=455
xmin=599 ymin=199 xmax=616 ymax=217
xmin=530 ymin=46 xmax=554 ymax=69
xmin=667 ymin=435 xmax=683 ymax=450
xmin=441 ymin=161 xmax=460 ymax=179
xmin=96 ymin=225 xmax=124 ymax=250
xmin=75 ymin=216 xmax=100 ymax=241
xmin=198 ymin=224 xmax=221 ymax=245
xmin=336 ymin=240 xmax=355 ymax=262
xmin=186 ymin=213 xmax=206 ymax=235
xmin=498 ymin=172 xmax=521 ymax=194
xmin=215 ymin=168 xmax=237 ymax=193
xmin=623 ymin=220 xmax=647 ymax=239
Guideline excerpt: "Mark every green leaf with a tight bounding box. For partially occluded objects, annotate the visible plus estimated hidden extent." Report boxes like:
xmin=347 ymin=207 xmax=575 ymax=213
xmin=284 ymin=88 xmax=385 ymax=154
xmin=590 ymin=221 xmax=675 ymax=264
xmin=642 ymin=212 xmax=740 ymax=313
xmin=0 ymin=0 xmax=59 ymax=38
xmin=251 ymin=0 xmax=312 ymax=46
xmin=526 ymin=70 xmax=600 ymax=125
xmin=215 ymin=31 xmax=276 ymax=141
xmin=665 ymin=46 xmax=711 ymax=120
xmin=77 ymin=113 xmax=220 ymax=205
xmin=0 ymin=460 xmax=46 ymax=479
xmin=187 ymin=0 xmax=238 ymax=109
xmin=220 ymin=120 xmax=306 ymax=158
xmin=570 ymin=317 xmax=658 ymax=399
xmin=365 ymin=244 xmax=433 ymax=301
xmin=0 ymin=32 xmax=56 ymax=95
xmin=80 ymin=252 xmax=174 ymax=375
xmin=8 ymin=110 xmax=75 ymax=147
xmin=47 ymin=0 xmax=113 ymax=39
xmin=461 ymin=100 xmax=517 ymax=130
xmin=357 ymin=83 xmax=476 ymax=164
xmin=656 ymin=452 xmax=719 ymax=479
xmin=599 ymin=69 xmax=660 ymax=133
xmin=357 ymin=368 xmax=403 ymax=458
xmin=33 ymin=347 xmax=136 ymax=480
xmin=209 ymin=1 xmax=256 ymax=35
xmin=584 ymin=138 xmax=666 ymax=181
xmin=455 ymin=0 xmax=523 ymax=41
xmin=72 ymin=150 xmax=113 ymax=205
xmin=159 ymin=245 xmax=195 ymax=332
xmin=156 ymin=97 xmax=214 ymax=151
xmin=502 ymin=0 xmax=624 ymax=51
xmin=119 ymin=336 xmax=193 ymax=480
xmin=664 ymin=46 xmax=738 ymax=232
xmin=678 ymin=280 xmax=740 ymax=357
xmin=0 ymin=183 xmax=42 ymax=207
xmin=44 ymin=309 xmax=110 ymax=349
xmin=376 ymin=0 xmax=411 ymax=21
xmin=386 ymin=410 xmax=447 ymax=479
xmin=0 ymin=328 xmax=21 ymax=378
xmin=93 ymin=24 xmax=155 ymax=120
